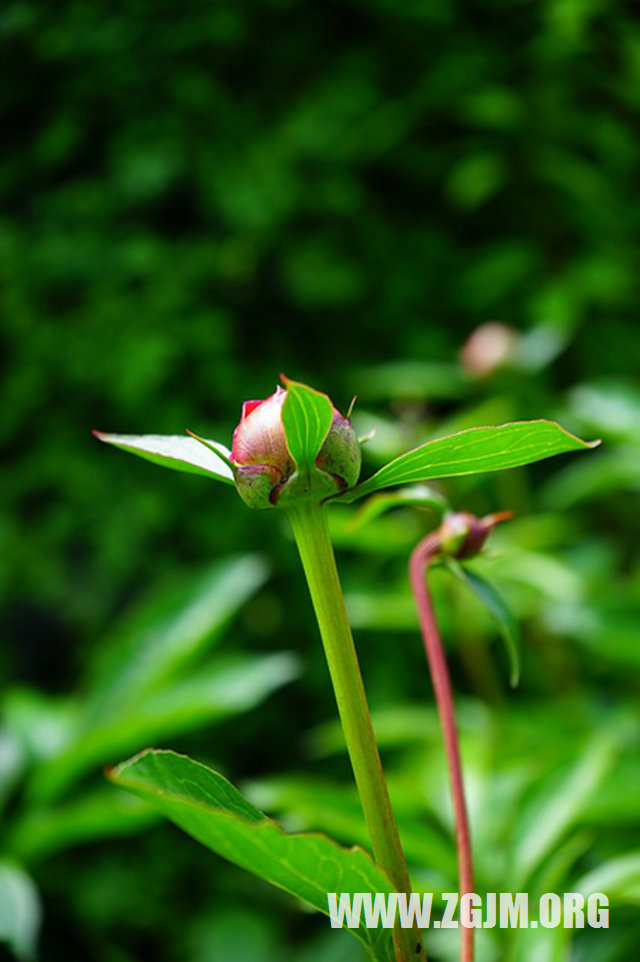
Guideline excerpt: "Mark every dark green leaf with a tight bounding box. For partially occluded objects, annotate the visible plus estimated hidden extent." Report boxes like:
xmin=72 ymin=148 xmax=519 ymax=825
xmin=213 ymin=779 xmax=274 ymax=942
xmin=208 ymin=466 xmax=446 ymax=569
xmin=93 ymin=432 xmax=235 ymax=483
xmin=446 ymin=560 xmax=521 ymax=686
xmin=339 ymin=421 xmax=598 ymax=502
xmin=110 ymin=750 xmax=395 ymax=960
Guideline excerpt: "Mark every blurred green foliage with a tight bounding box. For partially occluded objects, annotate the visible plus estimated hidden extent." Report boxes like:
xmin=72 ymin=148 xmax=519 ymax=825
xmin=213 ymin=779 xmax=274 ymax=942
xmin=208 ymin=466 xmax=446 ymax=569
xmin=1 ymin=0 xmax=638 ymax=960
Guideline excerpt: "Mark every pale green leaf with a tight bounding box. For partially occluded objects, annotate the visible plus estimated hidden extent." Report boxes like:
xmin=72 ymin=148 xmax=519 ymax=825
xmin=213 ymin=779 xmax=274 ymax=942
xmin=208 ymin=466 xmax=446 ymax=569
xmin=87 ymin=555 xmax=269 ymax=712
xmin=346 ymin=486 xmax=449 ymax=532
xmin=70 ymin=653 xmax=298 ymax=772
xmin=541 ymin=447 xmax=640 ymax=509
xmin=0 ymin=730 xmax=24 ymax=812
xmin=30 ymin=555 xmax=270 ymax=802
xmin=349 ymin=361 xmax=469 ymax=401
xmin=8 ymin=789 xmax=158 ymax=862
xmin=339 ymin=420 xmax=598 ymax=502
xmin=512 ymin=729 xmax=620 ymax=887
xmin=2 ymin=689 xmax=79 ymax=764
xmin=573 ymin=852 xmax=640 ymax=904
xmin=110 ymin=750 xmax=396 ymax=960
xmin=93 ymin=431 xmax=235 ymax=483
xmin=32 ymin=651 xmax=294 ymax=804
xmin=0 ymin=862 xmax=41 ymax=960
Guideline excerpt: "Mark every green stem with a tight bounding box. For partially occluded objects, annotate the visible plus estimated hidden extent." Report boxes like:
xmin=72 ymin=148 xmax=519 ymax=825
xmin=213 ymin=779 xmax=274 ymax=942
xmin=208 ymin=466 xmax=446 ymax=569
xmin=288 ymin=502 xmax=427 ymax=962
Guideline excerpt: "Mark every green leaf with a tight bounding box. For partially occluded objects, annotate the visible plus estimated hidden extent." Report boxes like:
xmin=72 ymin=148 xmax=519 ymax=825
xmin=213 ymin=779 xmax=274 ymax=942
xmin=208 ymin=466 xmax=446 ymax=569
xmin=87 ymin=555 xmax=269 ymax=712
xmin=244 ymin=775 xmax=457 ymax=883
xmin=0 ymin=861 xmax=41 ymax=960
xmin=93 ymin=431 xmax=235 ymax=483
xmin=281 ymin=377 xmax=334 ymax=471
xmin=2 ymin=689 xmax=79 ymax=764
xmin=512 ymin=728 xmax=620 ymax=887
xmin=349 ymin=360 xmax=469 ymax=402
xmin=82 ymin=653 xmax=298 ymax=769
xmin=110 ymin=750 xmax=396 ymax=960
xmin=338 ymin=420 xmax=599 ymax=502
xmin=32 ymin=652 xmax=295 ymax=805
xmin=346 ymin=485 xmax=449 ymax=532
xmin=345 ymin=588 xmax=418 ymax=631
xmin=8 ymin=788 xmax=158 ymax=862
xmin=573 ymin=852 xmax=640 ymax=904
xmin=0 ymin=730 xmax=24 ymax=813
xmin=541 ymin=447 xmax=640 ymax=509
xmin=445 ymin=560 xmax=520 ymax=686
xmin=29 ymin=556 xmax=271 ymax=802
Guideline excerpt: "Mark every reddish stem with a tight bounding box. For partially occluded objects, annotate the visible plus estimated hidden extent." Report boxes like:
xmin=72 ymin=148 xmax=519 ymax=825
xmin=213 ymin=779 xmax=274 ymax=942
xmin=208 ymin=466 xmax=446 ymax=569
xmin=410 ymin=532 xmax=474 ymax=962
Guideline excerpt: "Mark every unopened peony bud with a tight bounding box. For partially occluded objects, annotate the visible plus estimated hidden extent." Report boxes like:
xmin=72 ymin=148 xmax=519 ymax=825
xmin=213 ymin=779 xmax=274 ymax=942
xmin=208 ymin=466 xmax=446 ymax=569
xmin=439 ymin=510 xmax=512 ymax=559
xmin=231 ymin=386 xmax=361 ymax=509
xmin=460 ymin=322 xmax=518 ymax=378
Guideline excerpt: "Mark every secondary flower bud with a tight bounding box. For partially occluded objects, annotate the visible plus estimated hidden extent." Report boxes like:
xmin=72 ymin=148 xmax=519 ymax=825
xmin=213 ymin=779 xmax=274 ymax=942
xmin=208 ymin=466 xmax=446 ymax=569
xmin=460 ymin=322 xmax=518 ymax=378
xmin=439 ymin=510 xmax=512 ymax=559
xmin=231 ymin=385 xmax=361 ymax=509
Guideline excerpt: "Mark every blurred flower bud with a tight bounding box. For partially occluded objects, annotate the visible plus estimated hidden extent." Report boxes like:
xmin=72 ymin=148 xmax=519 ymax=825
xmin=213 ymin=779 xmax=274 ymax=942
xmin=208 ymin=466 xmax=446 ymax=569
xmin=460 ymin=322 xmax=518 ymax=378
xmin=231 ymin=386 xmax=361 ymax=509
xmin=439 ymin=510 xmax=512 ymax=559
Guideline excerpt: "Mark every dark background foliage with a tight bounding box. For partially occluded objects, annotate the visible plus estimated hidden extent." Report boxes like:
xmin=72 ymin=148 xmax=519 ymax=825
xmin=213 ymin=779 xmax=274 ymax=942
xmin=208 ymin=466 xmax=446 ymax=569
xmin=1 ymin=2 xmax=638 ymax=961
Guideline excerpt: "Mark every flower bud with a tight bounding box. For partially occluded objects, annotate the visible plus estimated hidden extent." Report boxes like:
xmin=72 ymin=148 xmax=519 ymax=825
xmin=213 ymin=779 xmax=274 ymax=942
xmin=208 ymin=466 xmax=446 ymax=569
xmin=231 ymin=386 xmax=361 ymax=509
xmin=439 ymin=510 xmax=512 ymax=559
xmin=460 ymin=322 xmax=518 ymax=378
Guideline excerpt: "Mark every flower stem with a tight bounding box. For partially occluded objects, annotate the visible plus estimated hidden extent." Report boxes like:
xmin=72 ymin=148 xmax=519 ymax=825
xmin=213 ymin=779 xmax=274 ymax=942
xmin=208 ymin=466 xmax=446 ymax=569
xmin=410 ymin=533 xmax=474 ymax=962
xmin=288 ymin=502 xmax=427 ymax=962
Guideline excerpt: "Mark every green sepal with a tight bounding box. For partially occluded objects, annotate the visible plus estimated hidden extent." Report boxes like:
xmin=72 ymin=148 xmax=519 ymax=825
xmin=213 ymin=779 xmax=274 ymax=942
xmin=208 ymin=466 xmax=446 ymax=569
xmin=280 ymin=376 xmax=334 ymax=473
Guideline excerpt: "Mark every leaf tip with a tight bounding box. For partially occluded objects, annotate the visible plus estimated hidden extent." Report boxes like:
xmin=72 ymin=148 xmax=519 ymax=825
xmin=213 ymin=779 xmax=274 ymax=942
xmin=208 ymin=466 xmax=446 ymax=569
xmin=106 ymin=746 xmax=162 ymax=784
xmin=545 ymin=420 xmax=602 ymax=450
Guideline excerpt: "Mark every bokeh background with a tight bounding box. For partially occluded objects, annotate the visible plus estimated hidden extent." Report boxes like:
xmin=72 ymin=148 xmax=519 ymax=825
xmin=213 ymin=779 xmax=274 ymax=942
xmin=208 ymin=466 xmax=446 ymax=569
xmin=1 ymin=1 xmax=638 ymax=960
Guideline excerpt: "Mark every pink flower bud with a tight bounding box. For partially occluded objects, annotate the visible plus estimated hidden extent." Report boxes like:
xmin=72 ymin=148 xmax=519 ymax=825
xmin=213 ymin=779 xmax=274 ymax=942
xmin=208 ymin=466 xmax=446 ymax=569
xmin=460 ymin=322 xmax=518 ymax=378
xmin=232 ymin=387 xmax=292 ymax=470
xmin=231 ymin=386 xmax=361 ymax=509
